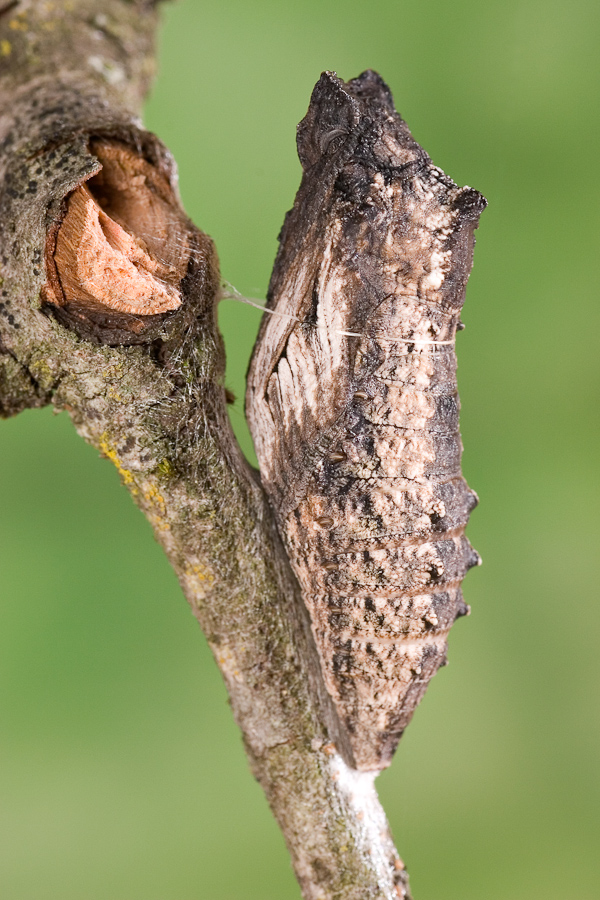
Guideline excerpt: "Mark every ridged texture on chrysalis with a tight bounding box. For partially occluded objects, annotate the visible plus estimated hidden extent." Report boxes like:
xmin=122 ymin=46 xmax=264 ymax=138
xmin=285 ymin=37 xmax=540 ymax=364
xmin=247 ymin=70 xmax=485 ymax=771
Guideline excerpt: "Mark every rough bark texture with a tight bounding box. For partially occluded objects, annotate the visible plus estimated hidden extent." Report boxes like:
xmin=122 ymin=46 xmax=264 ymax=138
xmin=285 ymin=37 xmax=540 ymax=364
xmin=0 ymin=4 xmax=411 ymax=899
xmin=247 ymin=71 xmax=485 ymax=772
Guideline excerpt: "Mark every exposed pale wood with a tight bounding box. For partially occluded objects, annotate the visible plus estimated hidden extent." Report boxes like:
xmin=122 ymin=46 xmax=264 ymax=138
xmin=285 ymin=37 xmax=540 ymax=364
xmin=44 ymin=140 xmax=195 ymax=322
xmin=47 ymin=181 xmax=182 ymax=314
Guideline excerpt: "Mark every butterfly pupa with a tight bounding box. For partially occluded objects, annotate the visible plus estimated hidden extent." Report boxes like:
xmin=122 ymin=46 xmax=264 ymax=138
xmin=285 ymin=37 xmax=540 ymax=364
xmin=247 ymin=70 xmax=485 ymax=771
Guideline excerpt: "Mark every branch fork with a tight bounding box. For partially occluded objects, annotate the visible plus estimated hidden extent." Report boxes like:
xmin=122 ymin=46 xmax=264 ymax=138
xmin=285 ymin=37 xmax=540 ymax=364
xmin=0 ymin=3 xmax=483 ymax=898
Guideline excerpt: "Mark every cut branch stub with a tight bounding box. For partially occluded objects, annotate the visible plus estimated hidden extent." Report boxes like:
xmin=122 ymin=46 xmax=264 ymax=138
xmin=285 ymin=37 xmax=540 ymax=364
xmin=42 ymin=139 xmax=208 ymax=345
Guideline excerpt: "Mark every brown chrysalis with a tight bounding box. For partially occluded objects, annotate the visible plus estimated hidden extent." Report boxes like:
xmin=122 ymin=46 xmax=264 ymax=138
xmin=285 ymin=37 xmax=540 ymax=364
xmin=247 ymin=70 xmax=486 ymax=771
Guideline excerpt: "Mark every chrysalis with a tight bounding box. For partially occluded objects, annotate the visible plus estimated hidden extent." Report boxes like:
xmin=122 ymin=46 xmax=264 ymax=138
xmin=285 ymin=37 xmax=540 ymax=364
xmin=247 ymin=70 xmax=486 ymax=771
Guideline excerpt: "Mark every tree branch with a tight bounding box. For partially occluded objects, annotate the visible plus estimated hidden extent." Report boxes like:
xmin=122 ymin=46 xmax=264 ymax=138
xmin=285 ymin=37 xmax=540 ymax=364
xmin=0 ymin=3 xmax=411 ymax=898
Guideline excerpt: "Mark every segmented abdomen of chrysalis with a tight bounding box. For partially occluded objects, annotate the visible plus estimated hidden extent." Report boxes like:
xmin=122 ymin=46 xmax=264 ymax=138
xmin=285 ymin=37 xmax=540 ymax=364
xmin=247 ymin=70 xmax=486 ymax=771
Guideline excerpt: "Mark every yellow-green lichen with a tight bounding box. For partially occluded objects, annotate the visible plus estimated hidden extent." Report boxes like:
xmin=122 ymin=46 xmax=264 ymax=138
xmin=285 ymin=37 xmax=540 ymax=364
xmin=185 ymin=561 xmax=215 ymax=586
xmin=141 ymin=481 xmax=166 ymax=514
xmin=156 ymin=458 xmax=175 ymax=479
xmin=98 ymin=432 xmax=135 ymax=486
xmin=28 ymin=355 xmax=58 ymax=391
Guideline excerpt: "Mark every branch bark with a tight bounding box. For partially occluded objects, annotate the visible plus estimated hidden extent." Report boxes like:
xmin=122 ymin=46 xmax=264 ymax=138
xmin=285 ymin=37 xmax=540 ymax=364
xmin=0 ymin=3 xmax=411 ymax=899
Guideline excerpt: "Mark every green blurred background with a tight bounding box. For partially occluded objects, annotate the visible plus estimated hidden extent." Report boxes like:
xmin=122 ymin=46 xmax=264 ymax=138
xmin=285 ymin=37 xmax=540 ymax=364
xmin=1 ymin=0 xmax=599 ymax=897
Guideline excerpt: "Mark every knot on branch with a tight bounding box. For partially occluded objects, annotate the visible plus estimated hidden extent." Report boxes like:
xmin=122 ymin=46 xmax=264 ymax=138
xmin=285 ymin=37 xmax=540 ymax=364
xmin=42 ymin=139 xmax=217 ymax=346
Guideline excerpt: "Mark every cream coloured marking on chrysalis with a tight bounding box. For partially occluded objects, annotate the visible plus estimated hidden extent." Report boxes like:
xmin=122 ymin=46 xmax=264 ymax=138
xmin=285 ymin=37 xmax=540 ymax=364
xmin=422 ymin=248 xmax=451 ymax=291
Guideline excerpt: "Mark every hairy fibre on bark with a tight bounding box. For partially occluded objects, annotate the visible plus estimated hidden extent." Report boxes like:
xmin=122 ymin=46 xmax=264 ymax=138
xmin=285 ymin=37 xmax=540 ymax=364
xmin=0 ymin=4 xmax=412 ymax=899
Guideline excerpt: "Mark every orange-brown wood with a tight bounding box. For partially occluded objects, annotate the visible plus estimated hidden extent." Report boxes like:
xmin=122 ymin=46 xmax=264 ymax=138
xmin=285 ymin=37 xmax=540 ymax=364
xmin=45 ymin=141 xmax=191 ymax=316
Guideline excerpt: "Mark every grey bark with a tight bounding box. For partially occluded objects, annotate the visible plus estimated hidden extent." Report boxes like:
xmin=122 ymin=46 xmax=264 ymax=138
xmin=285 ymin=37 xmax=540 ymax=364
xmin=0 ymin=3 xmax=410 ymax=899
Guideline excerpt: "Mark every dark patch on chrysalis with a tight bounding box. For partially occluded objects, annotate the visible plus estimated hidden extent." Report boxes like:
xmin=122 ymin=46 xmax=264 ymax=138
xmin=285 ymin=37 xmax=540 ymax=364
xmin=247 ymin=70 xmax=485 ymax=771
